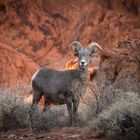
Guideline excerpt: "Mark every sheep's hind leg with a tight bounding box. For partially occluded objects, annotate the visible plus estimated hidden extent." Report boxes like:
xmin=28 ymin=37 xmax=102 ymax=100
xmin=28 ymin=91 xmax=42 ymax=131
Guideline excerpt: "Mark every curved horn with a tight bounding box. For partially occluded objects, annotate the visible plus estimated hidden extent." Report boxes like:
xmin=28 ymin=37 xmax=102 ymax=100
xmin=69 ymin=41 xmax=82 ymax=49
xmin=87 ymin=42 xmax=102 ymax=51
xmin=69 ymin=41 xmax=82 ymax=56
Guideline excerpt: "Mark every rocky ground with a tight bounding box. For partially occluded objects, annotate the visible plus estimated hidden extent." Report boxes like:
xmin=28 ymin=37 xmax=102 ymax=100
xmin=0 ymin=127 xmax=106 ymax=140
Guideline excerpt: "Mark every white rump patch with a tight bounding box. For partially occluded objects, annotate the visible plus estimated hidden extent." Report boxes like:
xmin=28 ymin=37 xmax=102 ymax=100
xmin=31 ymin=70 xmax=40 ymax=81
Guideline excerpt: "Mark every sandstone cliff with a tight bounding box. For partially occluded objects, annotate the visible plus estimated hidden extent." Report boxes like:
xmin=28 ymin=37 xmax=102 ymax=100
xmin=0 ymin=0 xmax=139 ymax=87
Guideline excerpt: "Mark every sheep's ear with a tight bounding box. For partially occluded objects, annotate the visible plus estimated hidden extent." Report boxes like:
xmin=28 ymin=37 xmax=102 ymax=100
xmin=69 ymin=41 xmax=82 ymax=56
xmin=87 ymin=42 xmax=102 ymax=56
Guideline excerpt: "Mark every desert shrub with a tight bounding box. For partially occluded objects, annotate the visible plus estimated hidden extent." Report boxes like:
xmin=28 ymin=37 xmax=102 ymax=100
xmin=86 ymin=92 xmax=140 ymax=139
xmin=0 ymin=84 xmax=30 ymax=131
xmin=96 ymin=76 xmax=140 ymax=113
xmin=30 ymin=105 xmax=69 ymax=130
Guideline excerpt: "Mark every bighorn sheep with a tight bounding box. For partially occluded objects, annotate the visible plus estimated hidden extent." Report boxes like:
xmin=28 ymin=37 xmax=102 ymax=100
xmin=29 ymin=41 xmax=102 ymax=128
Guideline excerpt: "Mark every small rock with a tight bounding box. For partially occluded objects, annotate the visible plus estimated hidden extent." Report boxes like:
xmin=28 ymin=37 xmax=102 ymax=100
xmin=8 ymin=134 xmax=16 ymax=138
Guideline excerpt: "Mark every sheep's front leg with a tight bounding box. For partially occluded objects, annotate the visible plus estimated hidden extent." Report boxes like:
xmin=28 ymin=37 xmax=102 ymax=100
xmin=66 ymin=98 xmax=73 ymax=126
xmin=73 ymin=99 xmax=80 ymax=126
xmin=28 ymin=90 xmax=42 ymax=131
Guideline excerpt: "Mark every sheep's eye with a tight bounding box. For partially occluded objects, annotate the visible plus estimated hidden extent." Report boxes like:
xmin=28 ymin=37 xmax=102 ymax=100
xmin=74 ymin=53 xmax=79 ymax=56
xmin=89 ymin=49 xmax=95 ymax=56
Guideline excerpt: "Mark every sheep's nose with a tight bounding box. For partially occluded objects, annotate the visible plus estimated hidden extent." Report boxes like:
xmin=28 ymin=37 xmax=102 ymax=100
xmin=81 ymin=61 xmax=85 ymax=65
xmin=80 ymin=60 xmax=86 ymax=65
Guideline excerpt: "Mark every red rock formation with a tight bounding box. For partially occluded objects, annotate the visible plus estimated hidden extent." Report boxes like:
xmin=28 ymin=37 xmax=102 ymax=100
xmin=0 ymin=42 xmax=39 ymax=87
xmin=0 ymin=0 xmax=139 ymax=87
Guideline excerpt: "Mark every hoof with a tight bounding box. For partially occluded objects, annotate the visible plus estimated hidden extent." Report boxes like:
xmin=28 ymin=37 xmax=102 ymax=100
xmin=29 ymin=127 xmax=38 ymax=133
xmin=67 ymin=121 xmax=74 ymax=127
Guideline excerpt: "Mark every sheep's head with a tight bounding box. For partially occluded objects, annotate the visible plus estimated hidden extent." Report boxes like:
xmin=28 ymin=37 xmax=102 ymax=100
xmin=69 ymin=41 xmax=102 ymax=70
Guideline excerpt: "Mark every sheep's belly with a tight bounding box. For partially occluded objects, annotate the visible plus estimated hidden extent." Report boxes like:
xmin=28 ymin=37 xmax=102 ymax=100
xmin=45 ymin=93 xmax=67 ymax=105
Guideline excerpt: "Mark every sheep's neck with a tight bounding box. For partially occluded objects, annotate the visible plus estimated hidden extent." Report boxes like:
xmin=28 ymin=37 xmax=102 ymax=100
xmin=78 ymin=66 xmax=88 ymax=82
